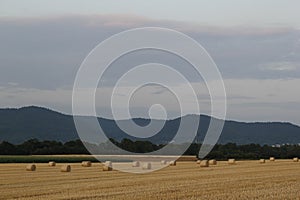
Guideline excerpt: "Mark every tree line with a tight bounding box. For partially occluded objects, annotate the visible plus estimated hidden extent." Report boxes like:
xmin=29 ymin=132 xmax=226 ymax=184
xmin=0 ymin=139 xmax=89 ymax=155
xmin=0 ymin=138 xmax=299 ymax=159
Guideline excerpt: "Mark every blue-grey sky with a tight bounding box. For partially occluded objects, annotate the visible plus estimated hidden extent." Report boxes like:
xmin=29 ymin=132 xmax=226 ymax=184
xmin=0 ymin=1 xmax=300 ymax=125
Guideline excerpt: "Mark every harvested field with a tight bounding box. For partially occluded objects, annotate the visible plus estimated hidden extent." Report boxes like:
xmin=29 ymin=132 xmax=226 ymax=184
xmin=0 ymin=160 xmax=299 ymax=199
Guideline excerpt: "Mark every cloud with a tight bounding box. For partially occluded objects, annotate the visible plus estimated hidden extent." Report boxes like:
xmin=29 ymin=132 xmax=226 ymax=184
xmin=7 ymin=82 xmax=19 ymax=86
xmin=1 ymin=14 xmax=300 ymax=91
xmin=2 ymin=14 xmax=296 ymax=37
xmin=1 ymin=14 xmax=300 ymax=124
xmin=260 ymin=61 xmax=299 ymax=71
xmin=0 ymin=15 xmax=299 ymax=84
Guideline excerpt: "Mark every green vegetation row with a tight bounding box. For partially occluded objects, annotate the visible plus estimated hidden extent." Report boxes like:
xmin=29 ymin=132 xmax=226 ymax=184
xmin=0 ymin=138 xmax=299 ymax=161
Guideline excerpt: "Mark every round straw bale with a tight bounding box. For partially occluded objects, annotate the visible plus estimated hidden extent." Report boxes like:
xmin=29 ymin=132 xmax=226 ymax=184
xmin=102 ymin=165 xmax=112 ymax=171
xmin=200 ymin=160 xmax=209 ymax=167
xmin=259 ymin=159 xmax=266 ymax=164
xmin=228 ymin=159 xmax=236 ymax=165
xmin=103 ymin=161 xmax=112 ymax=171
xmin=81 ymin=161 xmax=92 ymax=167
xmin=209 ymin=159 xmax=217 ymax=165
xmin=196 ymin=160 xmax=201 ymax=164
xmin=269 ymin=157 xmax=275 ymax=161
xmin=142 ymin=162 xmax=152 ymax=170
xmin=169 ymin=161 xmax=176 ymax=166
xmin=61 ymin=165 xmax=71 ymax=172
xmin=104 ymin=161 xmax=112 ymax=167
xmin=161 ymin=160 xmax=167 ymax=165
xmin=48 ymin=161 xmax=56 ymax=167
xmin=132 ymin=161 xmax=140 ymax=167
xmin=26 ymin=164 xmax=36 ymax=171
xmin=293 ymin=157 xmax=299 ymax=162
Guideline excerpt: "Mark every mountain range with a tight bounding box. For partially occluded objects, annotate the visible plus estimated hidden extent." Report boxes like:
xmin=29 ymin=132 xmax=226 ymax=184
xmin=0 ymin=106 xmax=300 ymax=145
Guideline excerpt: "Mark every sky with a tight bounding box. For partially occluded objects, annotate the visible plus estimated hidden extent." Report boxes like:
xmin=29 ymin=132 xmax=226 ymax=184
xmin=1 ymin=0 xmax=300 ymax=28
xmin=0 ymin=1 xmax=300 ymax=124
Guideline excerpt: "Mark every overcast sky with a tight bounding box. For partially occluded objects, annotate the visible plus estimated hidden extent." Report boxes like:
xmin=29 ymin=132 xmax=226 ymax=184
xmin=0 ymin=1 xmax=300 ymax=125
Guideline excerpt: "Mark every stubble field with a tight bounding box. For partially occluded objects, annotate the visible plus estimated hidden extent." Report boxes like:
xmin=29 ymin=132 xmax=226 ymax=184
xmin=0 ymin=160 xmax=299 ymax=200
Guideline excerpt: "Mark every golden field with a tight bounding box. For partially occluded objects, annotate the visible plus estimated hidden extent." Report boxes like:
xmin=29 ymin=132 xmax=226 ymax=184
xmin=0 ymin=160 xmax=299 ymax=200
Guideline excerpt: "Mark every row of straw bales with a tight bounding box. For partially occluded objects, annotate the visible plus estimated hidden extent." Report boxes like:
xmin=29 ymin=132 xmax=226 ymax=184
xmin=259 ymin=157 xmax=299 ymax=163
xmin=25 ymin=160 xmax=177 ymax=172
xmin=197 ymin=159 xmax=216 ymax=164
xmin=26 ymin=164 xmax=71 ymax=172
xmin=26 ymin=160 xmax=93 ymax=172
xmin=196 ymin=159 xmax=217 ymax=167
xmin=25 ymin=157 xmax=300 ymax=172
xmin=133 ymin=160 xmax=176 ymax=170
xmin=196 ymin=157 xmax=300 ymax=166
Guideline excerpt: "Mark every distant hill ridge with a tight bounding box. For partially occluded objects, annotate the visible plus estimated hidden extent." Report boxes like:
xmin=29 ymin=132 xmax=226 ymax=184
xmin=0 ymin=106 xmax=300 ymax=145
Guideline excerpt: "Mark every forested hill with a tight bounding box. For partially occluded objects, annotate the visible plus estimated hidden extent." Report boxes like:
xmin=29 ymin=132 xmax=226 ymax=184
xmin=0 ymin=106 xmax=300 ymax=145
